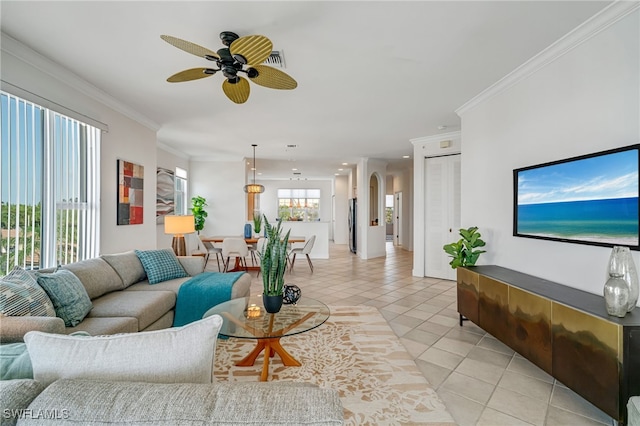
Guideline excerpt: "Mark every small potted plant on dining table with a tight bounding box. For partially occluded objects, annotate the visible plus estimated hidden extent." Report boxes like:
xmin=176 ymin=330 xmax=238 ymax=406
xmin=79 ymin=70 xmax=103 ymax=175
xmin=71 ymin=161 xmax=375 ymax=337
xmin=258 ymin=216 xmax=291 ymax=313
xmin=252 ymin=211 xmax=263 ymax=237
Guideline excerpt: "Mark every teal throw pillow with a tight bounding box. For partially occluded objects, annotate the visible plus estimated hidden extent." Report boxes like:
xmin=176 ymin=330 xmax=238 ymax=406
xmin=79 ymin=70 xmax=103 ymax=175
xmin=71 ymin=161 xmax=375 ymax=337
xmin=134 ymin=249 xmax=188 ymax=284
xmin=35 ymin=270 xmax=93 ymax=327
xmin=0 ymin=266 xmax=55 ymax=317
xmin=0 ymin=331 xmax=91 ymax=380
xmin=0 ymin=342 xmax=33 ymax=380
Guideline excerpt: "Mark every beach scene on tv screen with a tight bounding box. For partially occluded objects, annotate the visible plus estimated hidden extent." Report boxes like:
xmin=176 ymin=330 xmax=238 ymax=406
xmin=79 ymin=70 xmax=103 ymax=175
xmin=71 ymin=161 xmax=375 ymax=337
xmin=517 ymin=148 xmax=639 ymax=246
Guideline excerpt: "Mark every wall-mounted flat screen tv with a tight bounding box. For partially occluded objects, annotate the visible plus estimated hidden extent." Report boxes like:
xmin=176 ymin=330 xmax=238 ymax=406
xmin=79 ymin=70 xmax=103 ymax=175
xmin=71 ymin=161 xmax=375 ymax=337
xmin=513 ymin=144 xmax=640 ymax=250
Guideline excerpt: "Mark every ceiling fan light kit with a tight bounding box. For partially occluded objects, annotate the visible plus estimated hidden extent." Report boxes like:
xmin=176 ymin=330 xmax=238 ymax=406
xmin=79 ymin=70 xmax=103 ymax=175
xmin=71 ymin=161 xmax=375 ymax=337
xmin=161 ymin=31 xmax=297 ymax=104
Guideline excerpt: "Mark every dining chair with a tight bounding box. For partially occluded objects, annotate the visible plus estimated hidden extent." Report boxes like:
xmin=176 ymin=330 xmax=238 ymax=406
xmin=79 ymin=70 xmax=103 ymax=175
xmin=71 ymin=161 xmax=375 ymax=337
xmin=288 ymin=235 xmax=316 ymax=273
xmin=248 ymin=240 xmax=260 ymax=266
xmin=222 ymin=237 xmax=249 ymax=272
xmin=200 ymin=237 xmax=223 ymax=272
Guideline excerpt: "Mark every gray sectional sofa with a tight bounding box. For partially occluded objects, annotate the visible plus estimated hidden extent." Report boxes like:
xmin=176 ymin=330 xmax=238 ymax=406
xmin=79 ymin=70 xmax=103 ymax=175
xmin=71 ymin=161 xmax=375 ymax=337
xmin=0 ymin=378 xmax=344 ymax=425
xmin=1 ymin=250 xmax=252 ymax=342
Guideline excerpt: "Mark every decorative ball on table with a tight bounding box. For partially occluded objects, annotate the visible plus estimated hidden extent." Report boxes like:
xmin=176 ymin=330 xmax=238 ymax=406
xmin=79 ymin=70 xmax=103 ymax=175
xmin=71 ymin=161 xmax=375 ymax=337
xmin=283 ymin=284 xmax=301 ymax=305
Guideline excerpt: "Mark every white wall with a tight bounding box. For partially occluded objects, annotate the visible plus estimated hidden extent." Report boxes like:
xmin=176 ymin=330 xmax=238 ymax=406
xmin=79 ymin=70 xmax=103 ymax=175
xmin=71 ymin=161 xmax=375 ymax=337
xmin=1 ymin=38 xmax=159 ymax=255
xmin=189 ymin=160 xmax=246 ymax=238
xmin=101 ymin=115 xmax=158 ymax=253
xmin=334 ymin=175 xmax=349 ymax=244
xmin=457 ymin=7 xmax=639 ymax=298
xmin=156 ymin=147 xmax=190 ymax=251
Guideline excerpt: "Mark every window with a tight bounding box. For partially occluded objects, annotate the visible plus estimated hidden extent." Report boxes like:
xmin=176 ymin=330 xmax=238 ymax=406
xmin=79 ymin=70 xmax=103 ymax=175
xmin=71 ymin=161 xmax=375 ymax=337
xmin=1 ymin=91 xmax=101 ymax=275
xmin=277 ymin=189 xmax=320 ymax=222
xmin=174 ymin=167 xmax=187 ymax=215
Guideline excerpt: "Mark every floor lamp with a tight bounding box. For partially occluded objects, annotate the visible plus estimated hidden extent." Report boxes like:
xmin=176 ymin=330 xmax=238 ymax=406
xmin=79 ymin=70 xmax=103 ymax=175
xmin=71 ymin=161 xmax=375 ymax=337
xmin=164 ymin=215 xmax=195 ymax=256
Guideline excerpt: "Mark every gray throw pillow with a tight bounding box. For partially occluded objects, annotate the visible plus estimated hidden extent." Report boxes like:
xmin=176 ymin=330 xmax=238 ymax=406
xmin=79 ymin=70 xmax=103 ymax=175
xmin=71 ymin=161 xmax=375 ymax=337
xmin=35 ymin=270 xmax=93 ymax=327
xmin=24 ymin=315 xmax=223 ymax=386
xmin=101 ymin=251 xmax=147 ymax=287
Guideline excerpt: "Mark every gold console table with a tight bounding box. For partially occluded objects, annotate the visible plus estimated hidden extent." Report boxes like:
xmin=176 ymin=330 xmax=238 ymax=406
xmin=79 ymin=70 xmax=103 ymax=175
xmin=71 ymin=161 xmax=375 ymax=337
xmin=457 ymin=265 xmax=640 ymax=425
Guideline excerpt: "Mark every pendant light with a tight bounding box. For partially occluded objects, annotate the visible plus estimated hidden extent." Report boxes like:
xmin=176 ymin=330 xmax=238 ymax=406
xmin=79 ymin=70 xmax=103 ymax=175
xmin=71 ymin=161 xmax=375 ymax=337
xmin=243 ymin=144 xmax=265 ymax=194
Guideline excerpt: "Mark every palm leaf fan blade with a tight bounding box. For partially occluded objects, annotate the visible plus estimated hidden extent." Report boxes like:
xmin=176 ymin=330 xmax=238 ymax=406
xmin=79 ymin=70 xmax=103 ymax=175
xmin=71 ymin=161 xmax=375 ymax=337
xmin=222 ymin=77 xmax=250 ymax=104
xmin=167 ymin=68 xmax=215 ymax=83
xmin=230 ymin=35 xmax=272 ymax=66
xmin=160 ymin=35 xmax=220 ymax=59
xmin=249 ymin=65 xmax=297 ymax=90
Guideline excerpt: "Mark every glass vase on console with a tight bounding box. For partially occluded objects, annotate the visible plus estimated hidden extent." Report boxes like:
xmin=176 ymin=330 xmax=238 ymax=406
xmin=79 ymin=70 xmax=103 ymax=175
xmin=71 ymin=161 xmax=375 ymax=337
xmin=606 ymin=246 xmax=639 ymax=313
xmin=604 ymin=275 xmax=629 ymax=318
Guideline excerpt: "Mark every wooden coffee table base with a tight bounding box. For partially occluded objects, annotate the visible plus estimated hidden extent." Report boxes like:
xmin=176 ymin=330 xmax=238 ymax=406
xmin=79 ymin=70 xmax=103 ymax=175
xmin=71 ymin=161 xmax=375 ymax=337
xmin=222 ymin=311 xmax=315 ymax=381
xmin=236 ymin=338 xmax=301 ymax=382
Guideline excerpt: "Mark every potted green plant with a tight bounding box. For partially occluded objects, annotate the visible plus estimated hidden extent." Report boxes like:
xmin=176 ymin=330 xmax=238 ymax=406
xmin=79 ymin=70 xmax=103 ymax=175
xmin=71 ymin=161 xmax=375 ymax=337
xmin=190 ymin=196 xmax=208 ymax=234
xmin=443 ymin=226 xmax=487 ymax=269
xmin=258 ymin=216 xmax=291 ymax=313
xmin=252 ymin=211 xmax=262 ymax=235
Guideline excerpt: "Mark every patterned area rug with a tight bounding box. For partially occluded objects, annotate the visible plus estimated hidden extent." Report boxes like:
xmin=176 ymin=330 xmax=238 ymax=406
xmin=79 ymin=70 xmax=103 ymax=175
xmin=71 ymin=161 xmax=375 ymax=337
xmin=214 ymin=305 xmax=455 ymax=425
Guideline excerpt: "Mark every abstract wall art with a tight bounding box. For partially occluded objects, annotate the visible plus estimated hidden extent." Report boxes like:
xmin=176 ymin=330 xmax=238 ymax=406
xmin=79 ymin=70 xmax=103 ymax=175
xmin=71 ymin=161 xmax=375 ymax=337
xmin=156 ymin=167 xmax=175 ymax=223
xmin=117 ymin=159 xmax=144 ymax=225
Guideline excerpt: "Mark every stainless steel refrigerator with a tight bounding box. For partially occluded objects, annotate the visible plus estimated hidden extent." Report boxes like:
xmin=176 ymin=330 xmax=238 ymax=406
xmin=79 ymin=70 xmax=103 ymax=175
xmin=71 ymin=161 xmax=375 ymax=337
xmin=348 ymin=198 xmax=357 ymax=254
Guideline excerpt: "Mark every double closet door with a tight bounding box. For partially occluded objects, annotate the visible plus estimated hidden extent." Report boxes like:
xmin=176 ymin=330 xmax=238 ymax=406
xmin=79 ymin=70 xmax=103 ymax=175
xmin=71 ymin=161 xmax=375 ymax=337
xmin=425 ymin=154 xmax=461 ymax=280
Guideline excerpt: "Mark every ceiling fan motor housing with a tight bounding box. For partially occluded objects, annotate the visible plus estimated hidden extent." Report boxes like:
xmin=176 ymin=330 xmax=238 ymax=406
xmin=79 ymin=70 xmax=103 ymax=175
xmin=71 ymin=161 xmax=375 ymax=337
xmin=219 ymin=31 xmax=239 ymax=46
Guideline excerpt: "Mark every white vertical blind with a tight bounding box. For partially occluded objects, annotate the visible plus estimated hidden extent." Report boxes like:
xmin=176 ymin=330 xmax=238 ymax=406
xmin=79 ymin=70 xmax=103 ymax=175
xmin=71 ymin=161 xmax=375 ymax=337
xmin=51 ymin=111 xmax=101 ymax=266
xmin=0 ymin=91 xmax=101 ymax=274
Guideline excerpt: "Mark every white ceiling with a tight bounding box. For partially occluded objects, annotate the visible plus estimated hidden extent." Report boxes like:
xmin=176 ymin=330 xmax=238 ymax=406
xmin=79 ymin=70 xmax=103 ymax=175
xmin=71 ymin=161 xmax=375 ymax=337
xmin=0 ymin=1 xmax=610 ymax=180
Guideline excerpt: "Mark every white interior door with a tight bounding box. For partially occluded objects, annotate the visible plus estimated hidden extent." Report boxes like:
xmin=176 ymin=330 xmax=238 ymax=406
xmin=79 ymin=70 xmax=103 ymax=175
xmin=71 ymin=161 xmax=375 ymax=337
xmin=394 ymin=192 xmax=402 ymax=246
xmin=425 ymin=154 xmax=461 ymax=280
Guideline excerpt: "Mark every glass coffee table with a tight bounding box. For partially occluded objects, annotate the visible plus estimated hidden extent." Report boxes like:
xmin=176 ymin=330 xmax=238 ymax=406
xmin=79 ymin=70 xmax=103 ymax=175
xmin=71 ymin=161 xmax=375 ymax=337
xmin=204 ymin=295 xmax=330 ymax=381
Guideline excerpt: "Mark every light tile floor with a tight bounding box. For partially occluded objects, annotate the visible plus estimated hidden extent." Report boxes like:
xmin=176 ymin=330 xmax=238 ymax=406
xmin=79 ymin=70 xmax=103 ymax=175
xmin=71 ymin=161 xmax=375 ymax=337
xmin=214 ymin=242 xmax=614 ymax=426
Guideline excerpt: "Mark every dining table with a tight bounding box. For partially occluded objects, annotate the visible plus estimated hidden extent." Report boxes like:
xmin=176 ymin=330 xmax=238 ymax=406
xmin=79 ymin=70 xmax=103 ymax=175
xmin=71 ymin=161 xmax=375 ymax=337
xmin=201 ymin=235 xmax=306 ymax=272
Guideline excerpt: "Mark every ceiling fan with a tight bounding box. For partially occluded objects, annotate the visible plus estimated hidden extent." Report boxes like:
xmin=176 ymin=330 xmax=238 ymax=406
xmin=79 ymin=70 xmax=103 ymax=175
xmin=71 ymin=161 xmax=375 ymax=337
xmin=160 ymin=31 xmax=297 ymax=104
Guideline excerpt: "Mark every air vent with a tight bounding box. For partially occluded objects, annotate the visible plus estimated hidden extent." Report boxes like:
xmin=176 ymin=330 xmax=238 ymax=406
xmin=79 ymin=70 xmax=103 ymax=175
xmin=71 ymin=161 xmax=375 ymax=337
xmin=293 ymin=172 xmax=302 ymax=175
xmin=263 ymin=50 xmax=285 ymax=68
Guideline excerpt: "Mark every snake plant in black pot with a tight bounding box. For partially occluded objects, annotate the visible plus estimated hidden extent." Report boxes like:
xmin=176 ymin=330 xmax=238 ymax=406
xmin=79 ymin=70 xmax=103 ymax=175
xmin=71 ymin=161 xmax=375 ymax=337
xmin=259 ymin=216 xmax=291 ymax=313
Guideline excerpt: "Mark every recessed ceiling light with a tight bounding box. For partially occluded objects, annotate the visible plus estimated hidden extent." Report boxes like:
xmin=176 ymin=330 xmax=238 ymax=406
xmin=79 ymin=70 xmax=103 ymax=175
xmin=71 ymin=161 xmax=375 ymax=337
xmin=257 ymin=172 xmax=262 ymax=175
xmin=402 ymin=155 xmax=410 ymax=159
xmin=292 ymin=168 xmax=298 ymax=171
xmin=342 ymin=162 xmax=348 ymax=166
xmin=338 ymin=168 xmax=344 ymax=171
xmin=438 ymin=125 xmax=447 ymax=130
xmin=335 ymin=173 xmax=339 ymax=176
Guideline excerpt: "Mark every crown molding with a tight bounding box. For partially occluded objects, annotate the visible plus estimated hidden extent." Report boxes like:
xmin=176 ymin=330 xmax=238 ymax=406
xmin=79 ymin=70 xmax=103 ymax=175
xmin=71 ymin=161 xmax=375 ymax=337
xmin=410 ymin=130 xmax=461 ymax=145
xmin=1 ymin=32 xmax=160 ymax=131
xmin=157 ymin=142 xmax=190 ymax=159
xmin=456 ymin=1 xmax=640 ymax=117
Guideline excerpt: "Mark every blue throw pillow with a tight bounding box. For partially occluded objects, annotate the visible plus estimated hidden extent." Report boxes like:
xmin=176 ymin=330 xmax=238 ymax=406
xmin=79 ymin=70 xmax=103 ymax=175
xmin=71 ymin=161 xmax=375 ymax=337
xmin=135 ymin=249 xmax=188 ymax=284
xmin=35 ymin=270 xmax=93 ymax=327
